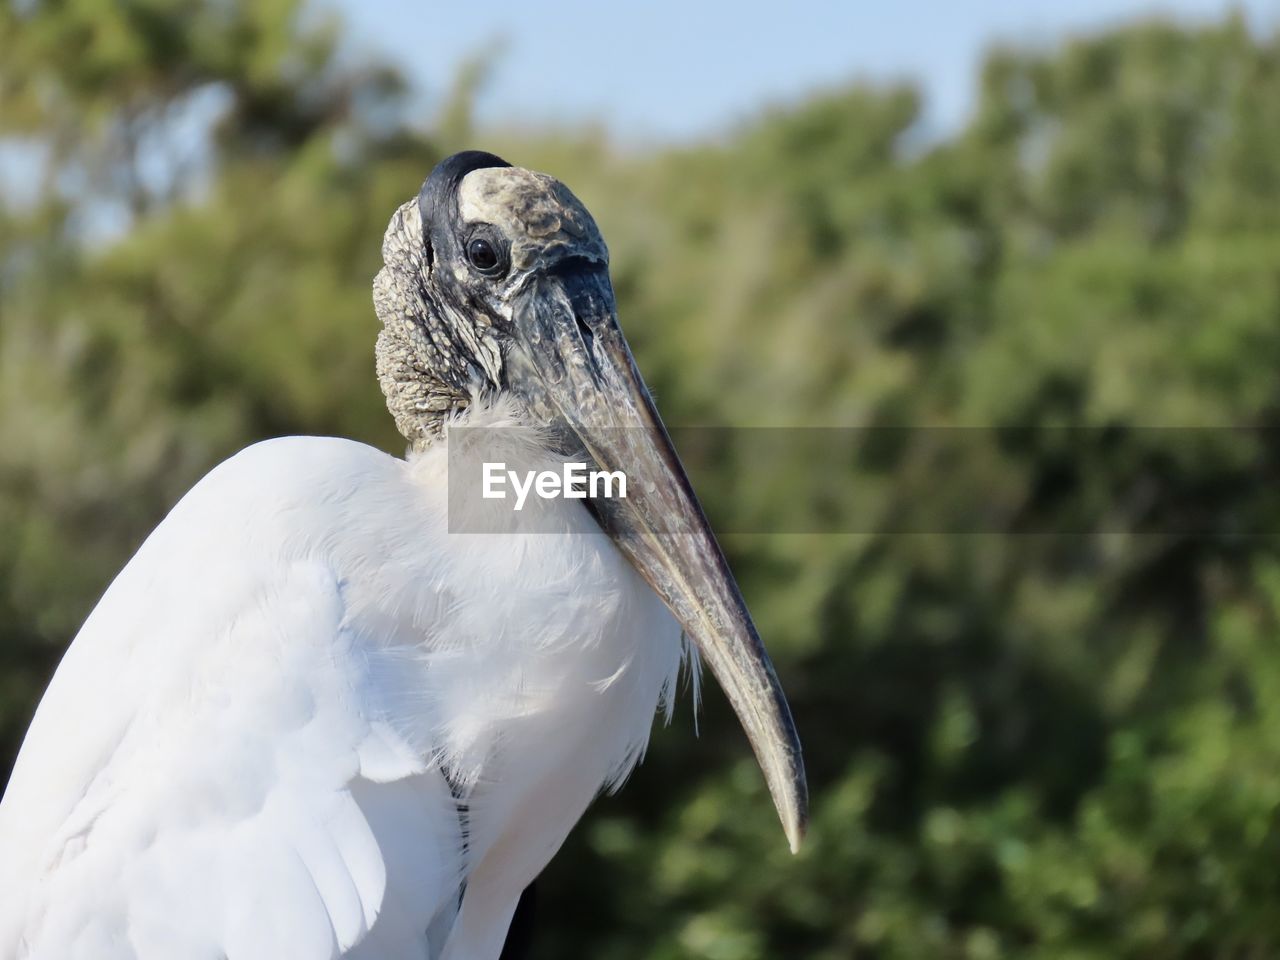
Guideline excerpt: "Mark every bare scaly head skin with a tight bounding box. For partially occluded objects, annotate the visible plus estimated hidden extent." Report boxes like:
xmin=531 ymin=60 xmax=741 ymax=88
xmin=456 ymin=167 xmax=608 ymax=276
xmin=374 ymin=157 xmax=607 ymax=447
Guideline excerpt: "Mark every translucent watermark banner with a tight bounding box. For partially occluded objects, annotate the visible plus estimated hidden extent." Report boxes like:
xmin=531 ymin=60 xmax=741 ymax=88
xmin=446 ymin=425 xmax=1280 ymax=535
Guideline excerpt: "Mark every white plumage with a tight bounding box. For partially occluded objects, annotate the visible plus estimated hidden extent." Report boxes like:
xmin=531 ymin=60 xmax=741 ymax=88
xmin=0 ymin=401 xmax=687 ymax=960
xmin=0 ymin=151 xmax=805 ymax=960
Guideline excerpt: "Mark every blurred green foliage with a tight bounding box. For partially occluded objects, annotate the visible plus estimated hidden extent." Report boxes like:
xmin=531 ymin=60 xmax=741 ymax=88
xmin=4 ymin=3 xmax=1280 ymax=957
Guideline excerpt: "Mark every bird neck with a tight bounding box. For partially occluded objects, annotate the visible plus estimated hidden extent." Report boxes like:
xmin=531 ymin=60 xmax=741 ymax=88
xmin=373 ymin=199 xmax=483 ymax=450
xmin=373 ymin=322 xmax=467 ymax=450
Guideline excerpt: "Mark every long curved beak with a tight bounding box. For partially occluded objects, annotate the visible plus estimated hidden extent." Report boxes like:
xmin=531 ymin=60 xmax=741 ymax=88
xmin=509 ymin=262 xmax=808 ymax=852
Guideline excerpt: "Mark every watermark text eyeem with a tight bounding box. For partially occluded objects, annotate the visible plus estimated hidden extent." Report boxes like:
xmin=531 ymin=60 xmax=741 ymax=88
xmin=482 ymin=462 xmax=628 ymax=511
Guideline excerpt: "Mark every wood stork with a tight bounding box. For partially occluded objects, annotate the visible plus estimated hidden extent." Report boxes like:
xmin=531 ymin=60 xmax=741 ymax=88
xmin=0 ymin=151 xmax=807 ymax=960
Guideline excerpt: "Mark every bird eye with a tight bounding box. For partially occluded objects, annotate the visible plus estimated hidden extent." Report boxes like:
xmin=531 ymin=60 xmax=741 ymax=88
xmin=467 ymin=237 xmax=501 ymax=274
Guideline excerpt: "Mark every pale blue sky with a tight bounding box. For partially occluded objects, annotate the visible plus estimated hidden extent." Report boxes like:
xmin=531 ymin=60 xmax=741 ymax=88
xmin=330 ymin=0 xmax=1279 ymax=141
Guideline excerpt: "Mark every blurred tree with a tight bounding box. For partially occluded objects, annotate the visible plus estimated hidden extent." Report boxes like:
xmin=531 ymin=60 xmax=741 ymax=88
xmin=3 ymin=4 xmax=1280 ymax=958
xmin=531 ymin=16 xmax=1280 ymax=960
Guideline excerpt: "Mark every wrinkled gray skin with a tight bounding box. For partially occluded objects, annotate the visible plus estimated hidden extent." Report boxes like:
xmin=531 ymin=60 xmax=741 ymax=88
xmin=373 ymin=197 xmax=480 ymax=442
xmin=368 ymin=151 xmax=808 ymax=855
xmin=374 ymin=156 xmax=607 ymax=447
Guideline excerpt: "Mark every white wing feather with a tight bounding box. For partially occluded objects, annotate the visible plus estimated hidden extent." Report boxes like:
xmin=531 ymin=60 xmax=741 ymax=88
xmin=0 ymin=438 xmax=463 ymax=960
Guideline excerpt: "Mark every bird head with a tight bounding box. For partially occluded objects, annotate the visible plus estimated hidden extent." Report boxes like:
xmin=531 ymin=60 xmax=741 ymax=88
xmin=373 ymin=150 xmax=808 ymax=853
